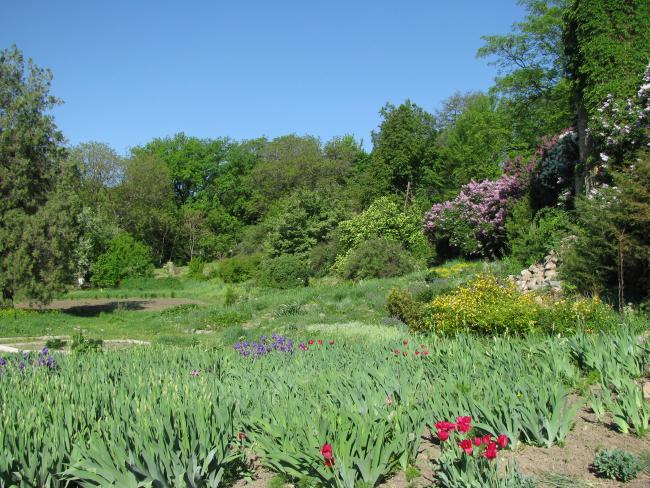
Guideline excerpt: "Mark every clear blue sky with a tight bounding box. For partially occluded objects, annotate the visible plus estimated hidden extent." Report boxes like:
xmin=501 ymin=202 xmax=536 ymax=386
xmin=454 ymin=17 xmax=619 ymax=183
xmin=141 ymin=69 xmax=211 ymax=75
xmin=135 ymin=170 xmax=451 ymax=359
xmin=3 ymin=0 xmax=524 ymax=154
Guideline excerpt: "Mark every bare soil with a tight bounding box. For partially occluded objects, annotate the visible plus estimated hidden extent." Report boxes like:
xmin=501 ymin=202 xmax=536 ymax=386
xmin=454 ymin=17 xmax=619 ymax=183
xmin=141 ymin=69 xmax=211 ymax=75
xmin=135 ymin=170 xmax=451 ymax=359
xmin=16 ymin=297 xmax=203 ymax=316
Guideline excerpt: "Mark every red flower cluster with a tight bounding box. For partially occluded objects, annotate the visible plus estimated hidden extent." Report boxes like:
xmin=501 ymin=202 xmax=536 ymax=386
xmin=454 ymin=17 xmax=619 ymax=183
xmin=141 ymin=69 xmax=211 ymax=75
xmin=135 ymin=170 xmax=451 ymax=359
xmin=320 ymin=443 xmax=335 ymax=467
xmin=303 ymin=339 xmax=334 ymax=351
xmin=434 ymin=416 xmax=508 ymax=460
xmin=393 ymin=342 xmax=430 ymax=358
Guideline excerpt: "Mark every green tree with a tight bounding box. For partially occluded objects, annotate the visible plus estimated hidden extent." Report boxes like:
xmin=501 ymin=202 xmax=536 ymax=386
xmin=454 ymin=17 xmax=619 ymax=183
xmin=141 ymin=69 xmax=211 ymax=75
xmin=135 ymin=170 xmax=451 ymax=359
xmin=134 ymin=133 xmax=229 ymax=205
xmin=564 ymin=0 xmax=650 ymax=191
xmin=563 ymin=152 xmax=650 ymax=305
xmin=248 ymin=135 xmax=354 ymax=219
xmin=367 ymin=101 xmax=437 ymax=200
xmin=478 ymin=0 xmax=572 ymax=146
xmin=91 ymin=234 xmax=154 ymax=288
xmin=0 ymin=46 xmax=80 ymax=305
xmin=69 ymin=141 xmax=124 ymax=199
xmin=264 ymin=188 xmax=347 ymax=257
xmin=115 ymin=154 xmax=180 ymax=266
xmin=436 ymin=93 xmax=511 ymax=198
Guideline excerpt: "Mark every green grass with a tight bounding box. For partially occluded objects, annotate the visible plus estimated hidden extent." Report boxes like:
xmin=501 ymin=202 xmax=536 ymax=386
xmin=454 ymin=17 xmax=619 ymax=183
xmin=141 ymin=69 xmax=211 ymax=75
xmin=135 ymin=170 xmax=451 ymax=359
xmin=0 ymin=272 xmax=433 ymax=346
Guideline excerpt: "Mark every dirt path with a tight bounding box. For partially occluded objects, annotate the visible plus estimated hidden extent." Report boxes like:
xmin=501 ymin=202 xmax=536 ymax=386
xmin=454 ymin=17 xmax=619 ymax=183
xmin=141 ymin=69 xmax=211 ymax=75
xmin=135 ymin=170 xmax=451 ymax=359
xmin=16 ymin=297 xmax=203 ymax=316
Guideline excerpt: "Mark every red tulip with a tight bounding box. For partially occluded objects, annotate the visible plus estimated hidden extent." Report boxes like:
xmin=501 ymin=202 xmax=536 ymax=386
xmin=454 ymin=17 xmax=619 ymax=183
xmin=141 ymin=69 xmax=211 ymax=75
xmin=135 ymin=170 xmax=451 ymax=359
xmin=318 ymin=339 xmax=323 ymax=346
xmin=308 ymin=339 xmax=314 ymax=345
xmin=482 ymin=435 xmax=492 ymax=445
xmin=459 ymin=439 xmax=473 ymax=455
xmin=423 ymin=350 xmax=429 ymax=356
xmin=473 ymin=437 xmax=482 ymax=446
xmin=320 ymin=443 xmax=333 ymax=460
xmin=497 ymin=434 xmax=509 ymax=448
xmin=483 ymin=442 xmax=498 ymax=460
xmin=415 ymin=350 xmax=420 ymax=356
xmin=329 ymin=340 xmax=334 ymax=345
xmin=437 ymin=429 xmax=450 ymax=441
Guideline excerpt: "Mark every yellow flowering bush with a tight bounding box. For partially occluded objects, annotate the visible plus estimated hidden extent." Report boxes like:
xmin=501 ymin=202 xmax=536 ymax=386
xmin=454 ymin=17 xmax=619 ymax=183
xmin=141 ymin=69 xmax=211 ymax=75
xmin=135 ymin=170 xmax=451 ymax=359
xmin=537 ymin=295 xmax=616 ymax=334
xmin=422 ymin=274 xmax=540 ymax=335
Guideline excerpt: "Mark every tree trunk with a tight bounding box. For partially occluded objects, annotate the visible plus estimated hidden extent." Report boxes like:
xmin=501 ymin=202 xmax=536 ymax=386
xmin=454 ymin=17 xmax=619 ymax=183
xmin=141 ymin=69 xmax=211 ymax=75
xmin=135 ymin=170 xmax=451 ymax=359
xmin=617 ymin=232 xmax=625 ymax=311
xmin=575 ymin=103 xmax=591 ymax=196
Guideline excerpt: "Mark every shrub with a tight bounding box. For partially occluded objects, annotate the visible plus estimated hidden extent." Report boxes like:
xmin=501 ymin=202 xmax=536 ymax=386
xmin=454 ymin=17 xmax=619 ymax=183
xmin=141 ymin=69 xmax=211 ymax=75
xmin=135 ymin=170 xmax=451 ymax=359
xmin=308 ymin=239 xmax=340 ymax=278
xmin=422 ymin=274 xmax=539 ymax=335
xmin=90 ymin=235 xmax=154 ymax=288
xmin=424 ymin=176 xmax=527 ymax=260
xmin=530 ymin=129 xmax=578 ymax=209
xmin=187 ymin=257 xmax=206 ymax=280
xmin=341 ymin=238 xmax=414 ymax=280
xmin=386 ymin=288 xmax=423 ymax=328
xmin=223 ymin=286 xmax=238 ymax=307
xmin=592 ymin=449 xmax=642 ymax=482
xmin=71 ymin=331 xmax=103 ymax=353
xmin=506 ymin=203 xmax=572 ymax=266
xmin=336 ymin=196 xmax=432 ymax=265
xmin=215 ymin=254 xmax=262 ymax=283
xmin=264 ymin=188 xmax=345 ymax=257
xmin=257 ymin=254 xmax=310 ymax=289
xmin=538 ymin=296 xmax=616 ymax=334
xmin=207 ymin=310 xmax=250 ymax=328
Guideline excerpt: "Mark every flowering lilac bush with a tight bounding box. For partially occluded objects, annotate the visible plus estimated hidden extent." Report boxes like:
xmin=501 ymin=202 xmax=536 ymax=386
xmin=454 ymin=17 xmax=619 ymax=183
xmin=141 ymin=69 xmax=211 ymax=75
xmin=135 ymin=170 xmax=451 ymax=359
xmin=424 ymin=174 xmax=527 ymax=259
xmin=233 ymin=334 xmax=294 ymax=358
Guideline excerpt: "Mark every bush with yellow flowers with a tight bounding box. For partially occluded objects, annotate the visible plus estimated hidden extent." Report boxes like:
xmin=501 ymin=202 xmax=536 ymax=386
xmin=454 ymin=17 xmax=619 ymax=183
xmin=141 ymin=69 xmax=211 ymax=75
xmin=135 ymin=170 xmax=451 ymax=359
xmin=537 ymin=295 xmax=616 ymax=334
xmin=422 ymin=274 xmax=540 ymax=335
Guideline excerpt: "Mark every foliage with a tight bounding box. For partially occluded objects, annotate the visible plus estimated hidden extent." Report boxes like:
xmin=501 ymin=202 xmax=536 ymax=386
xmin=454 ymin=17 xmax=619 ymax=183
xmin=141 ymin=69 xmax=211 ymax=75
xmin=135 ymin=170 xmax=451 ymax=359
xmin=264 ymin=188 xmax=346 ymax=257
xmin=421 ymin=275 xmax=539 ymax=335
xmin=386 ymin=288 xmax=423 ymax=328
xmin=257 ymin=254 xmax=310 ymax=289
xmin=70 ymin=330 xmax=103 ymax=353
xmin=0 ymin=46 xmax=80 ymax=305
xmin=249 ymin=135 xmax=360 ymax=217
xmin=188 ymin=257 xmax=207 ymax=280
xmin=336 ymin=196 xmax=431 ymax=270
xmin=90 ymin=234 xmax=154 ymax=288
xmin=133 ymin=132 xmax=229 ymax=205
xmin=365 ymin=100 xmax=437 ymax=200
xmin=564 ymin=0 xmax=650 ymax=121
xmin=562 ymin=151 xmax=650 ymax=304
xmin=214 ymin=254 xmax=263 ymax=283
xmin=435 ymin=93 xmax=512 ymax=198
xmin=114 ymin=153 xmax=180 ymax=266
xmin=592 ymin=449 xmax=642 ymax=482
xmin=341 ymin=239 xmax=414 ymax=281
xmin=530 ymin=129 xmax=578 ymax=208
xmin=424 ymin=175 xmax=528 ymax=260
xmin=506 ymin=203 xmax=572 ymax=266
xmin=3 ymin=325 xmax=650 ymax=486
xmin=478 ymin=0 xmax=572 ymax=146
xmin=308 ymin=239 xmax=340 ymax=278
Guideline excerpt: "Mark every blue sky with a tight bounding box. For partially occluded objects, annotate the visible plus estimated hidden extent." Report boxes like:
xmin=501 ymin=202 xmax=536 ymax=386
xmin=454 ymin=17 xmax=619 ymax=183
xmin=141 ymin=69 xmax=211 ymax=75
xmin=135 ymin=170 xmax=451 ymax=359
xmin=3 ymin=1 xmax=525 ymax=154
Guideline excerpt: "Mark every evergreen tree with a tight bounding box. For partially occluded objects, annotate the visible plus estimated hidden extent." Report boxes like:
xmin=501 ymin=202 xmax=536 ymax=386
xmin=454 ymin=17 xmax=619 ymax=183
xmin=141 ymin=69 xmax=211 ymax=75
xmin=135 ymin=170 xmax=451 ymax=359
xmin=0 ymin=46 xmax=80 ymax=305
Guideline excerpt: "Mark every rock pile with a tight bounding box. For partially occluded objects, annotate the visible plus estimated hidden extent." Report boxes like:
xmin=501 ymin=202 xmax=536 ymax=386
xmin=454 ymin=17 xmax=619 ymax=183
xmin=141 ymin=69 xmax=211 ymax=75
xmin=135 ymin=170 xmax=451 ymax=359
xmin=510 ymin=251 xmax=562 ymax=293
